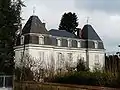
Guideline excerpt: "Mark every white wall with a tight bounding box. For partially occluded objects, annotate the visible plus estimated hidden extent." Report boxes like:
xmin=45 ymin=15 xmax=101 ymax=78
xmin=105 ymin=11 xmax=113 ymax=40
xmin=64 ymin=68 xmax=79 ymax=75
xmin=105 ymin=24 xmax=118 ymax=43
xmin=88 ymin=50 xmax=105 ymax=70
xmin=14 ymin=44 xmax=105 ymax=70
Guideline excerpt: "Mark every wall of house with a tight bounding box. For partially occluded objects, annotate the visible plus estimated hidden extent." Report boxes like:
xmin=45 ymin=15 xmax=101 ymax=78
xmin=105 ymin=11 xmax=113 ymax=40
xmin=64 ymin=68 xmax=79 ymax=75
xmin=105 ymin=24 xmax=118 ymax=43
xmin=14 ymin=44 xmax=105 ymax=70
xmin=88 ymin=50 xmax=105 ymax=70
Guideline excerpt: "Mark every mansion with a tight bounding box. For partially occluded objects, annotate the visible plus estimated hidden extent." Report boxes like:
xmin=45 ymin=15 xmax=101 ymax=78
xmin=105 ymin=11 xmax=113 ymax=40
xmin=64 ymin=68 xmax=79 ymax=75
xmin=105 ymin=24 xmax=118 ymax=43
xmin=14 ymin=15 xmax=105 ymax=70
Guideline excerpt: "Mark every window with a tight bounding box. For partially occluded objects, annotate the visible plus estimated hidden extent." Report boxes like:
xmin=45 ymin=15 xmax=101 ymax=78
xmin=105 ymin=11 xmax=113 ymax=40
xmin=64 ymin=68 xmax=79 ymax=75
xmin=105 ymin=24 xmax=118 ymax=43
xmin=39 ymin=36 xmax=44 ymax=44
xmin=61 ymin=39 xmax=68 ymax=47
xmin=5 ymin=77 xmax=13 ymax=87
xmin=58 ymin=53 xmax=64 ymax=68
xmin=21 ymin=35 xmax=24 ymax=45
xmin=95 ymin=54 xmax=99 ymax=65
xmin=77 ymin=41 xmax=81 ymax=48
xmin=57 ymin=38 xmax=61 ymax=46
xmin=95 ymin=41 xmax=98 ymax=49
xmin=72 ymin=40 xmax=77 ymax=48
xmin=0 ymin=77 xmax=3 ymax=87
xmin=67 ymin=53 xmax=73 ymax=62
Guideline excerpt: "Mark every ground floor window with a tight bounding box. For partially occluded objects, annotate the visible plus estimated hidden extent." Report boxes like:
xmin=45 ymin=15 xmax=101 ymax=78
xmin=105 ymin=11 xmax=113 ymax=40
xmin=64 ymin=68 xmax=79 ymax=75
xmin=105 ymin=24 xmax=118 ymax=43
xmin=95 ymin=54 xmax=99 ymax=65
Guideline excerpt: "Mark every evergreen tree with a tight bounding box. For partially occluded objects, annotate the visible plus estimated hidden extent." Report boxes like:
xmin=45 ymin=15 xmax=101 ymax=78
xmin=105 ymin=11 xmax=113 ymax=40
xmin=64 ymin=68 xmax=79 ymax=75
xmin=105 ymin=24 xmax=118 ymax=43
xmin=59 ymin=12 xmax=79 ymax=34
xmin=0 ymin=0 xmax=24 ymax=75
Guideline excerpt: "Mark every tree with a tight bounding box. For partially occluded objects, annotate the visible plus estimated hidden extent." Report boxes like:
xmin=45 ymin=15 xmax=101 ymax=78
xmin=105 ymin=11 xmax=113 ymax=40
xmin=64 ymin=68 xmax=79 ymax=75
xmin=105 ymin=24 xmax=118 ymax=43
xmin=59 ymin=12 xmax=79 ymax=34
xmin=76 ymin=59 xmax=89 ymax=72
xmin=0 ymin=0 xmax=24 ymax=75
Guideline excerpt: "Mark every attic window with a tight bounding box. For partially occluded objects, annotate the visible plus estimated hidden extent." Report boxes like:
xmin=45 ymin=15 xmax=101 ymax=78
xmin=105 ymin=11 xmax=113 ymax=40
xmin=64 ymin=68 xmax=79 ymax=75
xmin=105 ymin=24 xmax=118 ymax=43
xmin=77 ymin=41 xmax=81 ymax=48
xmin=57 ymin=38 xmax=61 ymax=46
xmin=39 ymin=36 xmax=44 ymax=44
xmin=94 ymin=41 xmax=98 ymax=49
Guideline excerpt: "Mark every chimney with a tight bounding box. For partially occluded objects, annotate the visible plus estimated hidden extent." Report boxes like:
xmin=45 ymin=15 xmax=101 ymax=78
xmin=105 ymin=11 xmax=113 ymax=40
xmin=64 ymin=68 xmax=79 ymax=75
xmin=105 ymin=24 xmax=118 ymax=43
xmin=42 ymin=23 xmax=45 ymax=27
xmin=77 ymin=28 xmax=81 ymax=38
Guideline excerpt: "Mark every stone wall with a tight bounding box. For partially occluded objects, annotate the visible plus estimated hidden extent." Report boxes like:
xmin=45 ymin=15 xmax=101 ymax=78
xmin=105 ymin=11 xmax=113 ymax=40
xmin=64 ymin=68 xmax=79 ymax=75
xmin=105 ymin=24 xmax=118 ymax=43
xmin=14 ymin=81 xmax=119 ymax=90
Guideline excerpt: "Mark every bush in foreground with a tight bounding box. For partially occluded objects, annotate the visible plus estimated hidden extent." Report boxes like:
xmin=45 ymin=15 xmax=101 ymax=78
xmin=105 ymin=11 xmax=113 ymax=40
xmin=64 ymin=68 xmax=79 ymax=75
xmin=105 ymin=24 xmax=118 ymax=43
xmin=46 ymin=71 xmax=119 ymax=88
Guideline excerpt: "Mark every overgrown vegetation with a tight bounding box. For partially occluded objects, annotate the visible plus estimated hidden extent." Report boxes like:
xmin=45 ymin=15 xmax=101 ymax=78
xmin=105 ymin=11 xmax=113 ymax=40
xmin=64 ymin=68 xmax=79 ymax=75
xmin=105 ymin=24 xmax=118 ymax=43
xmin=47 ymin=71 xmax=120 ymax=88
xmin=45 ymin=56 xmax=120 ymax=88
xmin=15 ymin=54 xmax=120 ymax=88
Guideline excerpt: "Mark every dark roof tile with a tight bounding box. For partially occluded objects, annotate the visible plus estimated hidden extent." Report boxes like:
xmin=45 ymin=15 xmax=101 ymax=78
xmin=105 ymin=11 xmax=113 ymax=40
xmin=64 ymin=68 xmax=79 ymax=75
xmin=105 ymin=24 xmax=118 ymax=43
xmin=81 ymin=24 xmax=102 ymax=41
xmin=22 ymin=15 xmax=49 ymax=35
xmin=49 ymin=29 xmax=78 ymax=38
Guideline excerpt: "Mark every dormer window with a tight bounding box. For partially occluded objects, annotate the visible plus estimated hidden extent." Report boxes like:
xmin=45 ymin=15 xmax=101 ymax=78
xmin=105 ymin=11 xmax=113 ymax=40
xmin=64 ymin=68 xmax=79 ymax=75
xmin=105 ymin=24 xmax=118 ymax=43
xmin=21 ymin=35 xmax=24 ymax=45
xmin=39 ymin=36 xmax=44 ymax=44
xmin=57 ymin=38 xmax=61 ymax=46
xmin=77 ymin=41 xmax=81 ymax=48
xmin=94 ymin=41 xmax=98 ymax=49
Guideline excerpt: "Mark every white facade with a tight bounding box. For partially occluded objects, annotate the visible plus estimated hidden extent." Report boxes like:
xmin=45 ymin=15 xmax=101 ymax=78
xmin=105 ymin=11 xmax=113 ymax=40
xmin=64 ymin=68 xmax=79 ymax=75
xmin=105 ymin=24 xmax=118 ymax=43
xmin=15 ymin=39 xmax=105 ymax=70
xmin=14 ymin=15 xmax=105 ymax=72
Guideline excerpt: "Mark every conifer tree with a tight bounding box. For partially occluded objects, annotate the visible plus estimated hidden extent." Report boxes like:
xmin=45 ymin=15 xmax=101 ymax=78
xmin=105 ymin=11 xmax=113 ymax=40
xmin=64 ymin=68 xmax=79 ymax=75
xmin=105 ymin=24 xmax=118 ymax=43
xmin=59 ymin=12 xmax=79 ymax=34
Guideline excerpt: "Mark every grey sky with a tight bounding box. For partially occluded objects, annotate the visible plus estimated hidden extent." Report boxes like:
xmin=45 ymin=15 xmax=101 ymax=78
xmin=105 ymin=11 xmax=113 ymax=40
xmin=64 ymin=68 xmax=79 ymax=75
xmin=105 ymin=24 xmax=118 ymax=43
xmin=22 ymin=0 xmax=120 ymax=53
xmin=75 ymin=0 xmax=120 ymax=13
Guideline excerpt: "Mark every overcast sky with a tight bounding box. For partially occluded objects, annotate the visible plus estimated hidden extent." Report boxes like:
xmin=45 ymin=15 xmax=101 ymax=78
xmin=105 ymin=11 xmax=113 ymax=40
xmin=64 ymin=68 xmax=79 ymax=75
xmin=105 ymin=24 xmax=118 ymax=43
xmin=22 ymin=0 xmax=120 ymax=53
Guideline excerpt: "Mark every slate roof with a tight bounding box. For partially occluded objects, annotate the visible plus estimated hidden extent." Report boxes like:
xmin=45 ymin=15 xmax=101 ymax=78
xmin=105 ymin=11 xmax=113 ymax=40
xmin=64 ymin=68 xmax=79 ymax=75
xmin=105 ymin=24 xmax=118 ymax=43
xmin=81 ymin=24 xmax=102 ymax=41
xmin=21 ymin=15 xmax=49 ymax=35
xmin=49 ymin=29 xmax=78 ymax=38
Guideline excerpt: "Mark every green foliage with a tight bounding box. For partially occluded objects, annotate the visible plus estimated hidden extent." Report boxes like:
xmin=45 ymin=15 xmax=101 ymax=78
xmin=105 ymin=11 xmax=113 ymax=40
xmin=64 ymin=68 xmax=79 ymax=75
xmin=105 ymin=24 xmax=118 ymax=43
xmin=48 ymin=71 xmax=119 ymax=88
xmin=59 ymin=12 xmax=78 ymax=34
xmin=0 ymin=0 xmax=24 ymax=75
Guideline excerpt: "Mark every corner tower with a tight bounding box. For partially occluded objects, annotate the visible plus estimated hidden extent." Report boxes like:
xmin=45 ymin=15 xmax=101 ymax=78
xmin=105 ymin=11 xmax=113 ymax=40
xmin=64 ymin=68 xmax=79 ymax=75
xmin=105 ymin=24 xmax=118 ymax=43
xmin=81 ymin=24 xmax=105 ymax=70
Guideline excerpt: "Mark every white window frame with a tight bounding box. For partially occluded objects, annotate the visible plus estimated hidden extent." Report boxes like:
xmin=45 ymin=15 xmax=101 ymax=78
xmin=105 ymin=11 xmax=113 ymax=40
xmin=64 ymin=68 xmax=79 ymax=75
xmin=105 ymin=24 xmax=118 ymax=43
xmin=77 ymin=40 xmax=81 ymax=48
xmin=94 ymin=41 xmax=98 ymax=49
xmin=39 ymin=36 xmax=44 ymax=44
xmin=57 ymin=38 xmax=61 ymax=46
xmin=68 ymin=39 xmax=71 ymax=47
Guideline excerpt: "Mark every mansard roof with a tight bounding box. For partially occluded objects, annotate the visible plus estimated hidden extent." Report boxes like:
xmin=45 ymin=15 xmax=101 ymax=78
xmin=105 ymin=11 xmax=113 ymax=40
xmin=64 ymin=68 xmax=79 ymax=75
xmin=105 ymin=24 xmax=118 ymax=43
xmin=81 ymin=24 xmax=102 ymax=41
xmin=21 ymin=15 xmax=49 ymax=35
xmin=49 ymin=29 xmax=78 ymax=38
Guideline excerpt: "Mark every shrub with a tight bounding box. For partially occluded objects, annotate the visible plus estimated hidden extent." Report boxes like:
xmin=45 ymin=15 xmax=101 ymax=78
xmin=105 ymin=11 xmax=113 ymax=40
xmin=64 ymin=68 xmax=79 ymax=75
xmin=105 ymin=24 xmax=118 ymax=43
xmin=48 ymin=71 xmax=118 ymax=88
